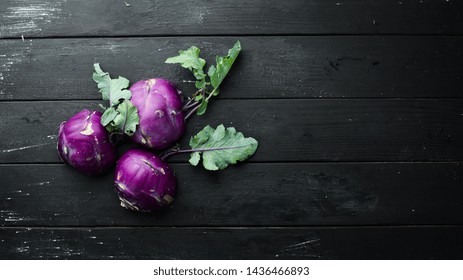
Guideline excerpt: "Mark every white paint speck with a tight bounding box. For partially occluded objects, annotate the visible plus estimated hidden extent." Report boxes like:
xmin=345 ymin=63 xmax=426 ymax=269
xmin=198 ymin=11 xmax=205 ymax=24
xmin=16 ymin=246 xmax=29 ymax=253
xmin=1 ymin=210 xmax=35 ymax=222
xmin=1 ymin=3 xmax=64 ymax=35
xmin=5 ymin=218 xmax=24 ymax=222
xmin=1 ymin=143 xmax=51 ymax=153
xmin=287 ymin=239 xmax=319 ymax=248
xmin=0 ymin=44 xmax=32 ymax=87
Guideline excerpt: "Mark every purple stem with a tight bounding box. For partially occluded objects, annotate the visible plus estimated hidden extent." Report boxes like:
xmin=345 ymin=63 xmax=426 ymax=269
xmin=182 ymin=98 xmax=195 ymax=110
xmin=161 ymin=145 xmax=250 ymax=161
xmin=184 ymin=103 xmax=202 ymax=121
xmin=183 ymin=88 xmax=211 ymax=120
xmin=182 ymin=100 xmax=200 ymax=111
xmin=182 ymin=89 xmax=204 ymax=111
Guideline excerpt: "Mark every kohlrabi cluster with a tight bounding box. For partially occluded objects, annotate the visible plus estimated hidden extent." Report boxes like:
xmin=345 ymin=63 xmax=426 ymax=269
xmin=57 ymin=41 xmax=258 ymax=212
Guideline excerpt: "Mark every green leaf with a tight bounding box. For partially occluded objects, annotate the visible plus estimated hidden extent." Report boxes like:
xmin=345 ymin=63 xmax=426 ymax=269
xmin=92 ymin=63 xmax=111 ymax=100
xmin=108 ymin=79 xmax=131 ymax=105
xmin=92 ymin=63 xmax=132 ymax=106
xmin=189 ymin=152 xmax=200 ymax=166
xmin=188 ymin=124 xmax=258 ymax=171
xmin=106 ymin=100 xmax=139 ymax=136
xmin=208 ymin=41 xmax=241 ymax=90
xmin=195 ymin=80 xmax=206 ymax=89
xmin=165 ymin=46 xmax=207 ymax=83
xmin=196 ymin=100 xmax=208 ymax=115
xmin=207 ymin=65 xmax=216 ymax=79
xmin=165 ymin=46 xmax=205 ymax=69
xmin=101 ymin=107 xmax=118 ymax=126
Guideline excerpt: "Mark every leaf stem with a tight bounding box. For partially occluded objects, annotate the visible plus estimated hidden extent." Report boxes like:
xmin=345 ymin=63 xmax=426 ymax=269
xmin=120 ymin=101 xmax=129 ymax=133
xmin=161 ymin=144 xmax=250 ymax=161
xmin=183 ymin=88 xmax=218 ymax=120
xmin=205 ymin=88 xmax=217 ymax=102
xmin=184 ymin=103 xmax=202 ymax=121
xmin=182 ymin=89 xmax=202 ymax=110
xmin=182 ymin=100 xmax=200 ymax=111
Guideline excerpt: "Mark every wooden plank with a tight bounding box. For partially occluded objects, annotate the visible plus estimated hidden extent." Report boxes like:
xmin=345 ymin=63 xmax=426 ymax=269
xmin=2 ymin=36 xmax=463 ymax=100
xmin=1 ymin=226 xmax=462 ymax=259
xmin=0 ymin=99 xmax=462 ymax=163
xmin=1 ymin=0 xmax=462 ymax=38
xmin=0 ymin=163 xmax=462 ymax=226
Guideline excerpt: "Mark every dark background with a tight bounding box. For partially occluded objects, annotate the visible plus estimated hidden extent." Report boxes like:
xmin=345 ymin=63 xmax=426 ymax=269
xmin=1 ymin=0 xmax=463 ymax=259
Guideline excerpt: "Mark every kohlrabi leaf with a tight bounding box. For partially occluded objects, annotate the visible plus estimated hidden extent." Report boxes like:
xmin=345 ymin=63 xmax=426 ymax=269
xmin=108 ymin=81 xmax=131 ymax=105
xmin=110 ymin=100 xmax=139 ymax=136
xmin=92 ymin=63 xmax=111 ymax=100
xmin=101 ymin=107 xmax=118 ymax=126
xmin=188 ymin=124 xmax=258 ymax=171
xmin=92 ymin=63 xmax=132 ymax=106
xmin=196 ymin=100 xmax=208 ymax=116
xmin=165 ymin=46 xmax=207 ymax=88
xmin=93 ymin=63 xmax=140 ymax=138
xmin=189 ymin=152 xmax=200 ymax=166
xmin=195 ymin=80 xmax=206 ymax=89
xmin=208 ymin=41 xmax=241 ymax=90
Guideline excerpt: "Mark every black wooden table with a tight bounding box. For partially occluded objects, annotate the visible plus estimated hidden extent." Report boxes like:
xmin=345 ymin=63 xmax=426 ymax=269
xmin=1 ymin=0 xmax=463 ymax=259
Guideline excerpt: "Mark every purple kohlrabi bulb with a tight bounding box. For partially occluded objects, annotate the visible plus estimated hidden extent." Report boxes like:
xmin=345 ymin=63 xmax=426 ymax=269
xmin=57 ymin=109 xmax=116 ymax=175
xmin=114 ymin=149 xmax=176 ymax=212
xmin=130 ymin=78 xmax=186 ymax=150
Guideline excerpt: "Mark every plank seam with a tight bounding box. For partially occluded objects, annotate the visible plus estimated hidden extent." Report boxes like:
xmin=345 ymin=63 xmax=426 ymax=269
xmin=3 ymin=34 xmax=463 ymax=40
xmin=1 ymin=225 xmax=463 ymax=230
xmin=1 ymin=161 xmax=463 ymax=165
xmin=2 ymin=97 xmax=463 ymax=103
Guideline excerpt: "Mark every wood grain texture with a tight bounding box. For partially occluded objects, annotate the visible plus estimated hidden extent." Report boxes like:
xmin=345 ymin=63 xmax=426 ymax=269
xmin=2 ymin=36 xmax=463 ymax=100
xmin=0 ymin=99 xmax=462 ymax=163
xmin=2 ymin=0 xmax=463 ymax=261
xmin=0 ymin=163 xmax=462 ymax=226
xmin=1 ymin=226 xmax=462 ymax=259
xmin=1 ymin=0 xmax=462 ymax=38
